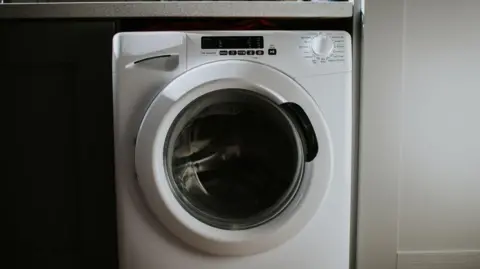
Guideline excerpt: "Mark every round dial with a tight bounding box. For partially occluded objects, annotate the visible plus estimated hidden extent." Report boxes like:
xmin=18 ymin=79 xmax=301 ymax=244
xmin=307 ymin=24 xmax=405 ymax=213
xmin=311 ymin=34 xmax=334 ymax=57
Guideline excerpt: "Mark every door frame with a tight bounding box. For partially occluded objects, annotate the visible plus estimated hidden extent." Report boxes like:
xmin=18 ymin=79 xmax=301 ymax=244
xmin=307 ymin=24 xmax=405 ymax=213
xmin=356 ymin=1 xmax=405 ymax=269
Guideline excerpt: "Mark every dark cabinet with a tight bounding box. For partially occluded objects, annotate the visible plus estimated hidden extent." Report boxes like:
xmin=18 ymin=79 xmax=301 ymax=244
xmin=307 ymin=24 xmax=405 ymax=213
xmin=2 ymin=22 xmax=118 ymax=269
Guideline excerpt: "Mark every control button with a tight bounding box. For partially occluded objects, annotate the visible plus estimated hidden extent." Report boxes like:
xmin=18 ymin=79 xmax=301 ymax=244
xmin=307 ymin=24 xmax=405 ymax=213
xmin=228 ymin=50 xmax=237 ymax=55
xmin=311 ymin=34 xmax=334 ymax=57
xmin=238 ymin=50 xmax=246 ymax=55
xmin=219 ymin=50 xmax=228 ymax=55
xmin=247 ymin=50 xmax=255 ymax=55
xmin=268 ymin=49 xmax=277 ymax=55
xmin=256 ymin=50 xmax=264 ymax=55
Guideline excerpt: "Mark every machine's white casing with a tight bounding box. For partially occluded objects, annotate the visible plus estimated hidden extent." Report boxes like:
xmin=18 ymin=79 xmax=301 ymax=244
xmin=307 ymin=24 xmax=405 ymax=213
xmin=113 ymin=31 xmax=352 ymax=269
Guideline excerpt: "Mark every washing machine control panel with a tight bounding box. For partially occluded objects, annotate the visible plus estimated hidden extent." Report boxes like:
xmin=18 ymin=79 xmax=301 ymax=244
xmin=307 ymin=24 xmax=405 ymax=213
xmin=188 ymin=31 xmax=351 ymax=76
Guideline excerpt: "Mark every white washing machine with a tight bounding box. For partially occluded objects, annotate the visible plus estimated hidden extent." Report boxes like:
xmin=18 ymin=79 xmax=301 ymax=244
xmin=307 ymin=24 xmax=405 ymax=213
xmin=113 ymin=31 xmax=352 ymax=269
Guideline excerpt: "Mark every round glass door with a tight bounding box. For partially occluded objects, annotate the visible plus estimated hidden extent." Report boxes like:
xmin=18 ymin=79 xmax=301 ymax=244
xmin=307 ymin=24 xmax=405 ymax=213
xmin=165 ymin=89 xmax=304 ymax=230
xmin=134 ymin=60 xmax=332 ymax=256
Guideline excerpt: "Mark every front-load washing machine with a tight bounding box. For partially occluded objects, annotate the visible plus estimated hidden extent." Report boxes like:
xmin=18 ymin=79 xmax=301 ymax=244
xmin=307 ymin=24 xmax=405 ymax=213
xmin=113 ymin=31 xmax=352 ymax=269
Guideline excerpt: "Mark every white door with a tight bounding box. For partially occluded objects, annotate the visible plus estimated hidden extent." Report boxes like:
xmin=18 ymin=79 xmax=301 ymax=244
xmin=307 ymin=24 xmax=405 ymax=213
xmin=135 ymin=60 xmax=333 ymax=256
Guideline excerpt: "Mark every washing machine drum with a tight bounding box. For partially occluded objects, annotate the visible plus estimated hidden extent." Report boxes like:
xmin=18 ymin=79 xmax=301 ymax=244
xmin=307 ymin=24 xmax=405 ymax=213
xmin=167 ymin=89 xmax=306 ymax=230
xmin=135 ymin=61 xmax=332 ymax=256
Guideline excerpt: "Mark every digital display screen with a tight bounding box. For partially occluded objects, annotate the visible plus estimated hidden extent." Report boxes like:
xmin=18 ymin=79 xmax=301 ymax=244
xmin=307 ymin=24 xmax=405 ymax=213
xmin=201 ymin=36 xmax=264 ymax=49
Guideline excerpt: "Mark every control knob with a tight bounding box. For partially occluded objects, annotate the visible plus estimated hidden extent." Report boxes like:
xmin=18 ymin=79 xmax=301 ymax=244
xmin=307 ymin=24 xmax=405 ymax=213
xmin=310 ymin=34 xmax=334 ymax=57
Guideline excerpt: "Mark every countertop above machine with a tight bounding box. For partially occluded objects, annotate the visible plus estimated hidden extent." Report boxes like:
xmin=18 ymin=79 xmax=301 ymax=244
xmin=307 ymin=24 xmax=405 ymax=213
xmin=0 ymin=1 xmax=353 ymax=19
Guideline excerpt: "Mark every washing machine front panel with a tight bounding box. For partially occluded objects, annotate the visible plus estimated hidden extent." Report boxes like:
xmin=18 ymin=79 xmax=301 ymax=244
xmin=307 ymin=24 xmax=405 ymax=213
xmin=135 ymin=60 xmax=333 ymax=256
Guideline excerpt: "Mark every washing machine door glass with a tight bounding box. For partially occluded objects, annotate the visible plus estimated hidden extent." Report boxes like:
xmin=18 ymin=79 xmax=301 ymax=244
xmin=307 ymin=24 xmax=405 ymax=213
xmin=165 ymin=89 xmax=304 ymax=230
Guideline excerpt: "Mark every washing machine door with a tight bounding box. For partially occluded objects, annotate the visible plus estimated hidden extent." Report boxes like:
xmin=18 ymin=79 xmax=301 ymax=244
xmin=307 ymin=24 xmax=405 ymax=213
xmin=135 ymin=60 xmax=332 ymax=256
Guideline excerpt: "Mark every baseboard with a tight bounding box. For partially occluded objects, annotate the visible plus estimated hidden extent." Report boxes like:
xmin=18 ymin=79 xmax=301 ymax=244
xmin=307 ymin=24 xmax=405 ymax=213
xmin=397 ymin=250 xmax=480 ymax=269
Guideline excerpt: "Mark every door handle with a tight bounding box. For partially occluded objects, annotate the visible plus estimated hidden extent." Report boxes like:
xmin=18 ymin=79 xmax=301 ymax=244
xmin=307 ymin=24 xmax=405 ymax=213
xmin=126 ymin=54 xmax=179 ymax=71
xmin=281 ymin=102 xmax=319 ymax=162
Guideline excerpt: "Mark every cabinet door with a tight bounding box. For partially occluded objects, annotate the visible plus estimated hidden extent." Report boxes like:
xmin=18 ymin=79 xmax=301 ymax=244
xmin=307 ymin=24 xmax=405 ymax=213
xmin=1 ymin=22 xmax=117 ymax=269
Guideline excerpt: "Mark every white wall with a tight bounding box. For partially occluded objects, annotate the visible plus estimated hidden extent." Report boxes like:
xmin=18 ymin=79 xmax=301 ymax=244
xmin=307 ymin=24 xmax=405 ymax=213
xmin=399 ymin=1 xmax=480 ymax=252
xmin=358 ymin=0 xmax=480 ymax=268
